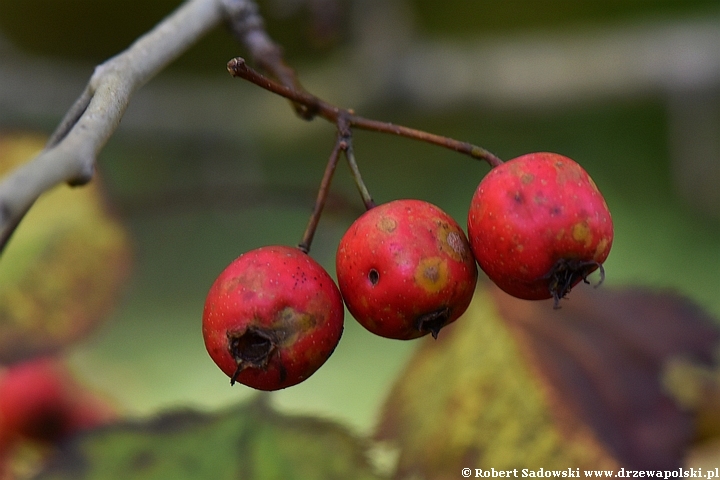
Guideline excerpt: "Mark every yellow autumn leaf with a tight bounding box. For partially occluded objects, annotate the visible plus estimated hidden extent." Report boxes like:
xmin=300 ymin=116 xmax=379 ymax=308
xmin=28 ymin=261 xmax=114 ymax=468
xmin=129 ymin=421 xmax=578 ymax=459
xmin=375 ymin=285 xmax=618 ymax=479
xmin=0 ymin=132 xmax=132 ymax=363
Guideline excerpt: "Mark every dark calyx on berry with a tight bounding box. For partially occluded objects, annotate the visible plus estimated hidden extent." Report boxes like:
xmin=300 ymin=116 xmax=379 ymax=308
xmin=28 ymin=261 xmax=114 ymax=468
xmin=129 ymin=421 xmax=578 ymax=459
xmin=545 ymin=258 xmax=605 ymax=309
xmin=415 ymin=307 xmax=451 ymax=339
xmin=227 ymin=327 xmax=277 ymax=385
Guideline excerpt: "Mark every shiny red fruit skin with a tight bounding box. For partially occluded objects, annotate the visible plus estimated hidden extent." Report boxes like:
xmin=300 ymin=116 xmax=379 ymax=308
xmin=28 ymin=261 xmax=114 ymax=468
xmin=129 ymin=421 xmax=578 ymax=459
xmin=467 ymin=152 xmax=614 ymax=301
xmin=336 ymin=199 xmax=478 ymax=340
xmin=202 ymin=246 xmax=344 ymax=391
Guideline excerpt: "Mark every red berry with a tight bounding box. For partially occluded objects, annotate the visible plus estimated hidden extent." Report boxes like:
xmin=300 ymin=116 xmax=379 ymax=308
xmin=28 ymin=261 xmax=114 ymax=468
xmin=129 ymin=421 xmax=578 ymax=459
xmin=202 ymin=245 xmax=344 ymax=391
xmin=467 ymin=152 xmax=613 ymax=304
xmin=0 ymin=359 xmax=76 ymax=444
xmin=0 ymin=357 xmax=113 ymax=444
xmin=336 ymin=199 xmax=478 ymax=340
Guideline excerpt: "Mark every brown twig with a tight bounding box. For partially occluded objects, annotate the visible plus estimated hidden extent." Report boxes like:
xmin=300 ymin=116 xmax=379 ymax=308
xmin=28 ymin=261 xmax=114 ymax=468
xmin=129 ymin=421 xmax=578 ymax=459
xmin=232 ymin=46 xmax=502 ymax=251
xmin=223 ymin=0 xmax=312 ymax=118
xmin=227 ymin=57 xmax=504 ymax=168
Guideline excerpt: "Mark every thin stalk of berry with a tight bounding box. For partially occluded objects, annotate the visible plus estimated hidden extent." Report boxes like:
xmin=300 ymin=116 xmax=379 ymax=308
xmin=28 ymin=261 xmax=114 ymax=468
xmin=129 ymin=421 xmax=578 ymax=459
xmin=335 ymin=114 xmax=375 ymax=211
xmin=298 ymin=137 xmax=344 ymax=253
xmin=344 ymin=142 xmax=375 ymax=211
xmin=227 ymin=57 xmax=503 ymax=168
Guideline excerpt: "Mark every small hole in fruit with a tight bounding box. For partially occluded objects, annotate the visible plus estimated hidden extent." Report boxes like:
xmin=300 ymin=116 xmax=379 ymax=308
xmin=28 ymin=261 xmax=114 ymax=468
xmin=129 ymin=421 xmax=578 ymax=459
xmin=227 ymin=327 xmax=277 ymax=385
xmin=368 ymin=269 xmax=380 ymax=285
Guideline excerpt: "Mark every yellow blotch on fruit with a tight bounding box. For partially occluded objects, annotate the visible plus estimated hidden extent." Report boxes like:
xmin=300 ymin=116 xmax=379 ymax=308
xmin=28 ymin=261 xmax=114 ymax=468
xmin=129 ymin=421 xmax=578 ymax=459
xmin=376 ymin=217 xmax=397 ymax=233
xmin=572 ymin=222 xmax=593 ymax=248
xmin=594 ymin=237 xmax=610 ymax=260
xmin=414 ymin=257 xmax=448 ymax=294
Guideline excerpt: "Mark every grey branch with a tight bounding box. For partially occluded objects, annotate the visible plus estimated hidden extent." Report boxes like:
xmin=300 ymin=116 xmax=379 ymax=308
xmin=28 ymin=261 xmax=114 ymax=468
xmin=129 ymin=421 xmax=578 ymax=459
xmin=0 ymin=0 xmax=261 ymax=252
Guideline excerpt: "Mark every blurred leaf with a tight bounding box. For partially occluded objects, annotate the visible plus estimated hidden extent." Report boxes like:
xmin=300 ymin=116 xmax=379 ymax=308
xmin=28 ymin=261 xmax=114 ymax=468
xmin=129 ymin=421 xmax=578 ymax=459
xmin=662 ymin=357 xmax=720 ymax=444
xmin=377 ymin=283 xmax=720 ymax=477
xmin=0 ymin=133 xmax=132 ymax=363
xmin=35 ymin=396 xmax=385 ymax=480
xmin=376 ymin=286 xmax=619 ymax=479
xmin=490 ymin=285 xmax=720 ymax=469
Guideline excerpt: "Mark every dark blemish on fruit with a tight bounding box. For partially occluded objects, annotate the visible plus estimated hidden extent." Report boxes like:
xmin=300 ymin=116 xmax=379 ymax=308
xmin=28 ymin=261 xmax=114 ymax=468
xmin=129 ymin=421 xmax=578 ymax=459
xmin=415 ymin=307 xmax=451 ymax=339
xmin=446 ymin=231 xmax=465 ymax=256
xmin=424 ymin=265 xmax=439 ymax=283
xmin=274 ymin=307 xmax=318 ymax=339
xmin=543 ymin=258 xmax=605 ymax=308
xmin=368 ymin=269 xmax=380 ymax=285
xmin=228 ymin=327 xmax=277 ymax=385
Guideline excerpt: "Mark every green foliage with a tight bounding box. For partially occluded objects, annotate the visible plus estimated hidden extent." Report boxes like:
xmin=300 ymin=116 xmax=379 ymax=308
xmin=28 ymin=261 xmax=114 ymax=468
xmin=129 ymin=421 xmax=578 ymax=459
xmin=35 ymin=397 xmax=385 ymax=480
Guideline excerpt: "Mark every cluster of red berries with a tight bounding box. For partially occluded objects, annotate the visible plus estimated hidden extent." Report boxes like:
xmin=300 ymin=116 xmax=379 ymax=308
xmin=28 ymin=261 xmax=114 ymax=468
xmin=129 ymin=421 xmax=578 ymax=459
xmin=202 ymin=152 xmax=614 ymax=391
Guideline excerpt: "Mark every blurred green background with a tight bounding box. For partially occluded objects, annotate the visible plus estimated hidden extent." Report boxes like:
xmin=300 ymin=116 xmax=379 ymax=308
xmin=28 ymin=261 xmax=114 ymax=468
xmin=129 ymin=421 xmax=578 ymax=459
xmin=1 ymin=0 xmax=719 ymax=443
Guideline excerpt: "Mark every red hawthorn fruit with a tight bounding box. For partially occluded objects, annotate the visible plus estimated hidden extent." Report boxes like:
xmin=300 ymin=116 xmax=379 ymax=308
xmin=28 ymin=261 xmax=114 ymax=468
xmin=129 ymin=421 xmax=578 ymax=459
xmin=202 ymin=245 xmax=344 ymax=391
xmin=0 ymin=357 xmax=115 ymax=445
xmin=467 ymin=152 xmax=613 ymax=305
xmin=336 ymin=199 xmax=478 ymax=340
